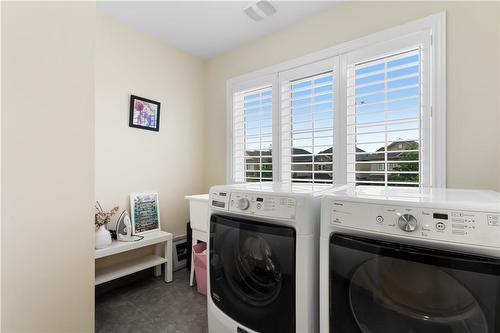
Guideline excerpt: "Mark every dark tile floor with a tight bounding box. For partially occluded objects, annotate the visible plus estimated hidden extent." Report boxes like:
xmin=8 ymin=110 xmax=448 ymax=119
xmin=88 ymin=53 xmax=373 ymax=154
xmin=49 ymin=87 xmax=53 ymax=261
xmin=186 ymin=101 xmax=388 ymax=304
xmin=95 ymin=269 xmax=208 ymax=333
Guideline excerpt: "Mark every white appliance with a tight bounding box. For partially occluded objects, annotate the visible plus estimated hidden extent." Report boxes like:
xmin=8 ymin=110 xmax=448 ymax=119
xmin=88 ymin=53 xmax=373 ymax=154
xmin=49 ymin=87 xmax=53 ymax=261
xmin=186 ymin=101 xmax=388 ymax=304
xmin=116 ymin=210 xmax=133 ymax=241
xmin=320 ymin=186 xmax=500 ymax=333
xmin=208 ymin=182 xmax=345 ymax=333
xmin=115 ymin=210 xmax=143 ymax=242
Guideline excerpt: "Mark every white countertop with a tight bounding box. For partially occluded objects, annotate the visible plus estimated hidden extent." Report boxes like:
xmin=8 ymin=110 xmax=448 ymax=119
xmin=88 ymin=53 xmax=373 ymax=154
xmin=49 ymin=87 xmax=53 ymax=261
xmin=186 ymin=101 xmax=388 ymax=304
xmin=327 ymin=186 xmax=500 ymax=212
xmin=210 ymin=182 xmax=345 ymax=197
xmin=184 ymin=194 xmax=209 ymax=202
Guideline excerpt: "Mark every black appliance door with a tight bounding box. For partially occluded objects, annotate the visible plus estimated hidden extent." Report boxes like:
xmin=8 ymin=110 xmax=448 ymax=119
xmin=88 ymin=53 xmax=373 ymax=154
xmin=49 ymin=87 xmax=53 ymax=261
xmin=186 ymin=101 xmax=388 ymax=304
xmin=330 ymin=233 xmax=500 ymax=333
xmin=210 ymin=214 xmax=296 ymax=333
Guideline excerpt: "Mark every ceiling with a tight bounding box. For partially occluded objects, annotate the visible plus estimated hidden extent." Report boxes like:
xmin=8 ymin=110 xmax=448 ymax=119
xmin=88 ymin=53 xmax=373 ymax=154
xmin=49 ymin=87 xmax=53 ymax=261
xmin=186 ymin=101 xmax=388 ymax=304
xmin=96 ymin=1 xmax=339 ymax=59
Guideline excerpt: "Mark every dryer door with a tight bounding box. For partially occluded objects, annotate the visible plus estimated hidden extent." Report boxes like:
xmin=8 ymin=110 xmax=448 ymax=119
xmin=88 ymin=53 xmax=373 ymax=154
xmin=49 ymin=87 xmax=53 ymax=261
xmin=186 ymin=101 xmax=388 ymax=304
xmin=210 ymin=214 xmax=296 ymax=333
xmin=329 ymin=234 xmax=500 ymax=333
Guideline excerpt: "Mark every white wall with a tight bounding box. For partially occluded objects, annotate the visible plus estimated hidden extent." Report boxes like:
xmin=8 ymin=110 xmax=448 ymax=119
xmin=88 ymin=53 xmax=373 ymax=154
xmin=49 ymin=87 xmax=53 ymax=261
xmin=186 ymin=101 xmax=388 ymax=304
xmin=1 ymin=2 xmax=95 ymax=331
xmin=205 ymin=1 xmax=500 ymax=191
xmin=95 ymin=13 xmax=206 ymax=237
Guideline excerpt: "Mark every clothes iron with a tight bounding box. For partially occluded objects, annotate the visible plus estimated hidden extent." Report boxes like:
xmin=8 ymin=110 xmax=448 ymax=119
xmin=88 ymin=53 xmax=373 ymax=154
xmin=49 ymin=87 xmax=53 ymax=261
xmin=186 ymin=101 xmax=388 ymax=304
xmin=116 ymin=210 xmax=142 ymax=242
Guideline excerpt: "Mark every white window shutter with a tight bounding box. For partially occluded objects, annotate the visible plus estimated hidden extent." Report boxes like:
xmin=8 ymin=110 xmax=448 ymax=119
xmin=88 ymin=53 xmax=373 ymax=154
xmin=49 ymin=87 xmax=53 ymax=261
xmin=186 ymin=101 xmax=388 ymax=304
xmin=280 ymin=59 xmax=337 ymax=184
xmin=232 ymin=84 xmax=273 ymax=183
xmin=228 ymin=21 xmax=441 ymax=187
xmin=345 ymin=32 xmax=431 ymax=187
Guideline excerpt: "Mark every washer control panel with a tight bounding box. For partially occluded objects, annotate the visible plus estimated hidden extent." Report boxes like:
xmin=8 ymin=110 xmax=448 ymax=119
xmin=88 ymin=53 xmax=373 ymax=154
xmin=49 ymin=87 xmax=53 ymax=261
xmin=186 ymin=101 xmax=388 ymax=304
xmin=210 ymin=191 xmax=230 ymax=210
xmin=227 ymin=192 xmax=296 ymax=219
xmin=330 ymin=201 xmax=500 ymax=248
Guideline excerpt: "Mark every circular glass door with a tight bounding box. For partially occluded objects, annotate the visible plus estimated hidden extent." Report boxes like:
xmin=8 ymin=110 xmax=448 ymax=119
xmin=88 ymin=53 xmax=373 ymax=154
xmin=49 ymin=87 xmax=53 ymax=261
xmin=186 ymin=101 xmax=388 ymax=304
xmin=349 ymin=257 xmax=488 ymax=333
xmin=223 ymin=231 xmax=283 ymax=307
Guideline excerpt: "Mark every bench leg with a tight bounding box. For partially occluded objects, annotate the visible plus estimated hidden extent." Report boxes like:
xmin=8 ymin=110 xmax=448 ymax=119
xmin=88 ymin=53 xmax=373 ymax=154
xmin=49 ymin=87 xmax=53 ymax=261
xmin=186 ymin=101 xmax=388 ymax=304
xmin=154 ymin=243 xmax=163 ymax=277
xmin=165 ymin=238 xmax=173 ymax=282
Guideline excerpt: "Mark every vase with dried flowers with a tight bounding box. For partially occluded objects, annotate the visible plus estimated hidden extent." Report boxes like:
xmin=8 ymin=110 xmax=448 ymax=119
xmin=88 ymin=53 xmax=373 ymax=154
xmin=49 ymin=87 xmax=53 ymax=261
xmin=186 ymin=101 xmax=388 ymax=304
xmin=95 ymin=201 xmax=119 ymax=249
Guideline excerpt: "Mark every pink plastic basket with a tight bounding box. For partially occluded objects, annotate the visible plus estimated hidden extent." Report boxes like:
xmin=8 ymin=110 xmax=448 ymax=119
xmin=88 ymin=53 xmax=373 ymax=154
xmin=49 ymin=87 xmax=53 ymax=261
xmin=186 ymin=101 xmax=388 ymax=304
xmin=192 ymin=242 xmax=207 ymax=295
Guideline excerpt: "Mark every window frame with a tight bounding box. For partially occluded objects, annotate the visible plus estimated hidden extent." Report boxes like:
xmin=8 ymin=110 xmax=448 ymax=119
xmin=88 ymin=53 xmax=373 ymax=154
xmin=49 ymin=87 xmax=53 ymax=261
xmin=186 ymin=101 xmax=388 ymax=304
xmin=226 ymin=12 xmax=446 ymax=187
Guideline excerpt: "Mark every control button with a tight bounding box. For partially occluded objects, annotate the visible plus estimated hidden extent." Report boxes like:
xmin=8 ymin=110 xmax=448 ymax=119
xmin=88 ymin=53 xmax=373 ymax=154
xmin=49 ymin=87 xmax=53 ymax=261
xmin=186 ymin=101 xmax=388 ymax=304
xmin=452 ymin=230 xmax=465 ymax=235
xmin=376 ymin=216 xmax=384 ymax=223
xmin=332 ymin=217 xmax=342 ymax=224
xmin=398 ymin=214 xmax=418 ymax=232
xmin=436 ymin=222 xmax=446 ymax=230
xmin=256 ymin=203 xmax=262 ymax=209
xmin=237 ymin=198 xmax=250 ymax=210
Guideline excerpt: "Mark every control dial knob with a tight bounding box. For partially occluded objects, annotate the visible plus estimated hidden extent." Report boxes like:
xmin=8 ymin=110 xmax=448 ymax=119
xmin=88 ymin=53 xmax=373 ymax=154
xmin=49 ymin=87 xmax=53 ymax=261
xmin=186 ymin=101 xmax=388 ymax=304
xmin=398 ymin=214 xmax=418 ymax=232
xmin=237 ymin=198 xmax=250 ymax=210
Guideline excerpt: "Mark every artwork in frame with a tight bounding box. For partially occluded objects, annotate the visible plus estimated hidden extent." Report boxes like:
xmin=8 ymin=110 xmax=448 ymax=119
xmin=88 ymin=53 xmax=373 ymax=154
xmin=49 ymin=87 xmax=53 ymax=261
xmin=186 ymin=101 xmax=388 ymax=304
xmin=129 ymin=192 xmax=161 ymax=235
xmin=129 ymin=95 xmax=160 ymax=131
xmin=173 ymin=236 xmax=188 ymax=271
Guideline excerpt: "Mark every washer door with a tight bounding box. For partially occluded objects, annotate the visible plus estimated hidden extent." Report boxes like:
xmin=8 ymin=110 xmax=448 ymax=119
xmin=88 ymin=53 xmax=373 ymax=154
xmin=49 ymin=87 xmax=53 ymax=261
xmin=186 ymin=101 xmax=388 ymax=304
xmin=210 ymin=214 xmax=296 ymax=333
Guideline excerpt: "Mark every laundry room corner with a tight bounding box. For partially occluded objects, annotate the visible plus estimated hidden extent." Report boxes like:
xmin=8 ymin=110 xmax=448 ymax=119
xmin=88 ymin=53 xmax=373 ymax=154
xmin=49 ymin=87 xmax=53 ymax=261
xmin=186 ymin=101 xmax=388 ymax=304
xmin=2 ymin=1 xmax=500 ymax=332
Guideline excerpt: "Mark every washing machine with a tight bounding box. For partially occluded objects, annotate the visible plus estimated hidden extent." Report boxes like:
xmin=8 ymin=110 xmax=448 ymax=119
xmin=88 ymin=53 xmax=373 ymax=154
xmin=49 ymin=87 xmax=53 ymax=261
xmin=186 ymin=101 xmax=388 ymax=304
xmin=319 ymin=186 xmax=500 ymax=333
xmin=208 ymin=182 xmax=345 ymax=333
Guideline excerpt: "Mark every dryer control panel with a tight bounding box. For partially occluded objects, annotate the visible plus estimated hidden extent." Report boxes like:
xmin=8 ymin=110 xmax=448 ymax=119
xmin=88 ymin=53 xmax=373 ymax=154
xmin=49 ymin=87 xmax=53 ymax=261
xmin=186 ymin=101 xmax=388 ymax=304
xmin=225 ymin=192 xmax=296 ymax=220
xmin=330 ymin=200 xmax=500 ymax=248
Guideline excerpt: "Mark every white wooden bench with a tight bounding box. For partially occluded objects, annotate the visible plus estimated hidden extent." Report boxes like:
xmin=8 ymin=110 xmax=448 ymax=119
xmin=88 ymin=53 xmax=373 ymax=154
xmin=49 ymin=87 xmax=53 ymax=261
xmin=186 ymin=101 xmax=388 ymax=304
xmin=95 ymin=230 xmax=173 ymax=285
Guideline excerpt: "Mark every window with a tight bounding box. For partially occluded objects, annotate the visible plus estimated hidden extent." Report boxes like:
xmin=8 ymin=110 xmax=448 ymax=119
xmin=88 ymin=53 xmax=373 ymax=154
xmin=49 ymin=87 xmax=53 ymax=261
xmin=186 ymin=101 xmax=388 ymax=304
xmin=280 ymin=59 xmax=336 ymax=184
xmin=232 ymin=85 xmax=274 ymax=182
xmin=228 ymin=13 xmax=445 ymax=187
xmin=346 ymin=45 xmax=427 ymax=187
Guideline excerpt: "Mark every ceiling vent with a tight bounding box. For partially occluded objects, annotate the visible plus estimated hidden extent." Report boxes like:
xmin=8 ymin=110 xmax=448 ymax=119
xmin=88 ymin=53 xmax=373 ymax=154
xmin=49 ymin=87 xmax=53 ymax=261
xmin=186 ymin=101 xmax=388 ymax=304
xmin=244 ymin=1 xmax=277 ymax=22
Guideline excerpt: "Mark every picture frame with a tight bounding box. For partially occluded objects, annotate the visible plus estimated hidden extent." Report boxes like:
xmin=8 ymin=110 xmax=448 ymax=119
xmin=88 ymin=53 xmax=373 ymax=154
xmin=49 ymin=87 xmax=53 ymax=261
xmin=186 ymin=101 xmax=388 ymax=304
xmin=129 ymin=192 xmax=161 ymax=235
xmin=172 ymin=236 xmax=188 ymax=271
xmin=129 ymin=95 xmax=161 ymax=132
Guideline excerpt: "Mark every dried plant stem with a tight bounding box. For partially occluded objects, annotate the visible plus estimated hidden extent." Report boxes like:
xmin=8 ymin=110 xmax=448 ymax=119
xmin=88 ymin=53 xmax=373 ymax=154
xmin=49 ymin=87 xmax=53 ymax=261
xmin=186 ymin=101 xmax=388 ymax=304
xmin=95 ymin=201 xmax=119 ymax=230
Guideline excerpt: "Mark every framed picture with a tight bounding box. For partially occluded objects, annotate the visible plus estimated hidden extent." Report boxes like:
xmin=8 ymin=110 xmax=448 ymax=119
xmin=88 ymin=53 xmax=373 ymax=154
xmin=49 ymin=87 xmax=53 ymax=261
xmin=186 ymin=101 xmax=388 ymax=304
xmin=129 ymin=95 xmax=160 ymax=132
xmin=173 ymin=236 xmax=188 ymax=271
xmin=130 ymin=192 xmax=161 ymax=234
